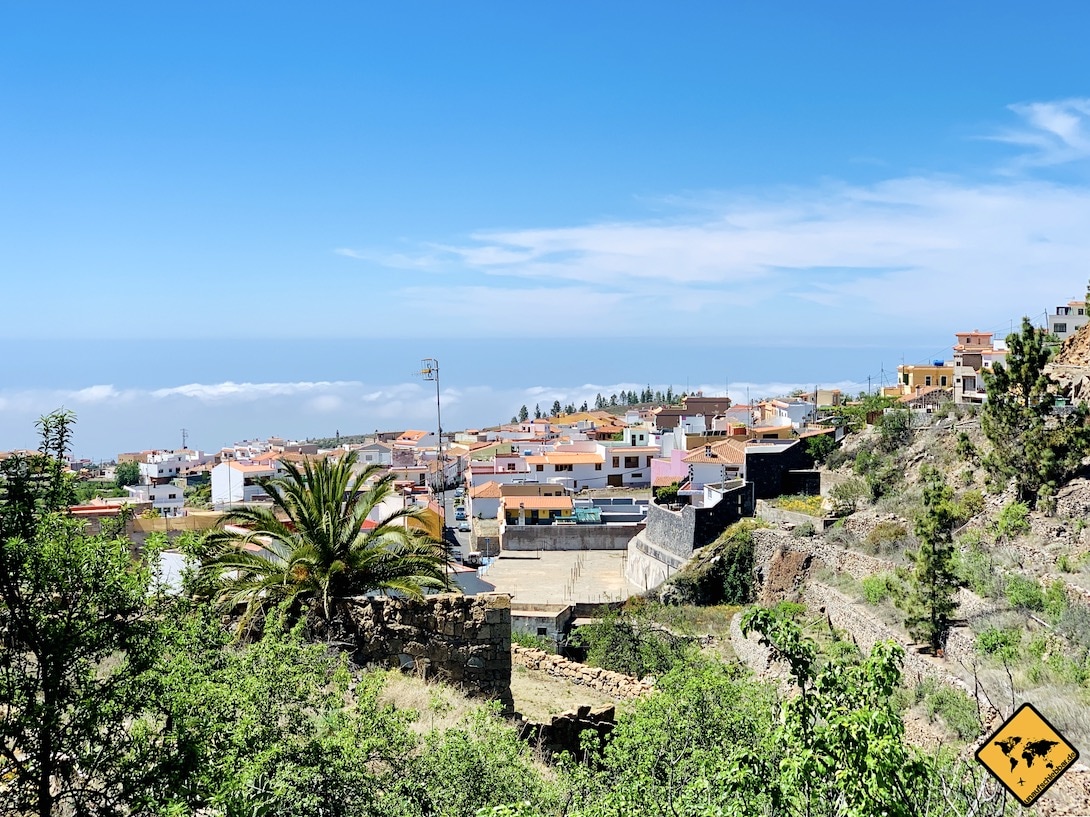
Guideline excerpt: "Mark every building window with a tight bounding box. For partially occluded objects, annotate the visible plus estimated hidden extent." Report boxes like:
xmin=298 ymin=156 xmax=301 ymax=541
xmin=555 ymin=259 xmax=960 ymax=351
xmin=507 ymin=463 xmax=515 ymax=471
xmin=925 ymin=376 xmax=932 ymax=386
xmin=1080 ymin=308 xmax=1085 ymax=315
xmin=1056 ymin=323 xmax=1068 ymax=334
xmin=594 ymin=463 xmax=602 ymax=470
xmin=632 ymin=472 xmax=642 ymax=478
xmin=645 ymin=456 xmax=652 ymax=467
xmin=536 ymin=464 xmax=544 ymax=472
xmin=624 ymin=456 xmax=639 ymax=469
xmin=612 ymin=457 xmax=619 ymax=468
xmin=940 ymin=376 xmax=948 ymax=386
xmin=537 ymin=627 xmax=548 ymax=637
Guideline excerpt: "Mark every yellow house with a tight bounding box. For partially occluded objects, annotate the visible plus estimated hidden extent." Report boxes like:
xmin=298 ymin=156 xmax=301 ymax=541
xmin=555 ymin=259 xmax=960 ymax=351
xmin=896 ymin=362 xmax=953 ymax=392
xmin=500 ymin=495 xmax=574 ymax=525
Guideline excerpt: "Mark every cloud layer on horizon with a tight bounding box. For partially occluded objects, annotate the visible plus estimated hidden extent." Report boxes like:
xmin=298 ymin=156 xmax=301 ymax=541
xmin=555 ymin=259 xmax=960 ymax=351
xmin=0 ymin=377 xmax=866 ymax=458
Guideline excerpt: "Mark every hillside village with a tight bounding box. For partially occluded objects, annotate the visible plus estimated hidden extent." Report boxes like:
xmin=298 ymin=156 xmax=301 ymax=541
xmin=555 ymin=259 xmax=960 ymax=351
xmin=7 ymin=304 xmax=1090 ymax=814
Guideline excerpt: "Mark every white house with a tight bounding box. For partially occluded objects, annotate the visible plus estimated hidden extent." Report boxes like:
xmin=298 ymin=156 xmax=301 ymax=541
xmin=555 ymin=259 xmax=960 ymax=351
xmin=138 ymin=450 xmax=210 ymax=484
xmin=467 ymin=480 xmax=503 ymax=520
xmin=211 ymin=461 xmax=281 ymax=508
xmin=124 ymin=483 xmax=185 ymax=517
xmin=683 ymin=440 xmax=747 ymax=500
xmin=355 ymin=441 xmax=393 ymax=466
xmin=1048 ymin=300 xmax=1089 ymax=341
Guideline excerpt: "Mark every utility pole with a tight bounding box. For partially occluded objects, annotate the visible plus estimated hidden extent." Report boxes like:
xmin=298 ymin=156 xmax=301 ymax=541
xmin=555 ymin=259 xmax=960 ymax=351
xmin=419 ymin=358 xmax=447 ymax=582
xmin=181 ymin=428 xmax=188 ymax=450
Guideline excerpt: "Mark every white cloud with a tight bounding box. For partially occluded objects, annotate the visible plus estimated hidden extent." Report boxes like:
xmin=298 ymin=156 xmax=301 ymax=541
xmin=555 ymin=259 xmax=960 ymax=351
xmin=993 ymin=98 xmax=1090 ymax=166
xmin=150 ymin=381 xmax=359 ymax=402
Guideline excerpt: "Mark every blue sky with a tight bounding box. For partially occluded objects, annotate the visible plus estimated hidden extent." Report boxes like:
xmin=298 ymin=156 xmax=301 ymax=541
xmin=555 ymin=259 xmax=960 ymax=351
xmin=3 ymin=2 xmax=1090 ymax=455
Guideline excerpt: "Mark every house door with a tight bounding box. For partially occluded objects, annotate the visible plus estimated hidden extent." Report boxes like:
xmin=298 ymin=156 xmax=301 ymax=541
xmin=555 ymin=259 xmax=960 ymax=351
xmin=607 ymin=473 xmax=623 ymax=487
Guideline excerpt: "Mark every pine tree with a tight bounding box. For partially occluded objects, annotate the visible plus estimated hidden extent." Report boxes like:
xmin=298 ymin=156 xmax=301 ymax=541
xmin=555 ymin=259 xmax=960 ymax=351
xmin=899 ymin=467 xmax=959 ymax=653
xmin=518 ymin=404 xmax=529 ymax=422
xmin=579 ymin=401 xmax=588 ymax=412
xmin=982 ymin=317 xmax=1090 ymax=505
xmin=609 ymin=393 xmax=618 ymax=406
xmin=534 ymin=404 xmax=542 ymax=419
xmin=594 ymin=393 xmax=605 ymax=410
xmin=666 ymin=386 xmax=675 ymax=404
xmin=551 ymin=400 xmax=562 ymax=417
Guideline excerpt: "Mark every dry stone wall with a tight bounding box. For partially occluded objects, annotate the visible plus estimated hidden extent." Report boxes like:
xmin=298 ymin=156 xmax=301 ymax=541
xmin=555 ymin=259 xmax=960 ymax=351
xmin=512 ymin=645 xmax=655 ymax=699
xmin=326 ymin=593 xmax=514 ymax=710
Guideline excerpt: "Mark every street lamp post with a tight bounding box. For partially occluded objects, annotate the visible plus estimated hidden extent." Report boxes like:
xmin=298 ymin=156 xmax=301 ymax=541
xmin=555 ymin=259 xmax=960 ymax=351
xmin=420 ymin=358 xmax=447 ymax=581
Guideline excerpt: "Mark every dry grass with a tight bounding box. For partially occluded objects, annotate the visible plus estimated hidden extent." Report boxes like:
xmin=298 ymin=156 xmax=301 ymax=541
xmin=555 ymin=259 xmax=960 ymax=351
xmin=510 ymin=664 xmax=627 ymax=722
xmin=375 ymin=669 xmax=486 ymax=733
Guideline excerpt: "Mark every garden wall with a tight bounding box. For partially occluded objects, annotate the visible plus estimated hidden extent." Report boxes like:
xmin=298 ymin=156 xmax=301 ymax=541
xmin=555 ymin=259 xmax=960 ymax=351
xmin=327 ymin=593 xmax=514 ymax=710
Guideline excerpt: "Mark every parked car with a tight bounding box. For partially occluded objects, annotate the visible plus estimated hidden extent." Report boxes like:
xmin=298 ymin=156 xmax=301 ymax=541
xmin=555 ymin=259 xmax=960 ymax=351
xmin=455 ymin=508 xmax=466 ymax=521
xmin=458 ymin=520 xmax=471 ymax=532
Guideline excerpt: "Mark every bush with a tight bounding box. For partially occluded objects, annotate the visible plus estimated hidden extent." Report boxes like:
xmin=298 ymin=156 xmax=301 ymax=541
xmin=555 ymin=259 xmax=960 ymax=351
xmin=654 ymin=481 xmax=679 ymax=503
xmin=877 ymin=409 xmax=913 ymax=453
xmin=908 ymin=678 xmax=981 ymax=739
xmin=792 ymin=521 xmax=816 ymax=538
xmin=829 ymin=478 xmax=868 ymax=516
xmin=570 ymin=608 xmax=692 ymax=679
xmin=1044 ymin=580 xmax=1069 ymax=623
xmin=1004 ymin=574 xmax=1045 ymax=612
xmin=996 ymin=501 xmax=1031 ymax=539
xmin=954 ymin=489 xmax=984 ymax=523
xmin=956 ymin=541 xmax=1001 ymax=599
xmin=975 ymin=626 xmax=1021 ymax=661
xmin=864 ymin=521 xmax=909 ymax=555
xmin=510 ymin=629 xmax=555 ymax=653
xmin=861 ymin=572 xmax=901 ymax=605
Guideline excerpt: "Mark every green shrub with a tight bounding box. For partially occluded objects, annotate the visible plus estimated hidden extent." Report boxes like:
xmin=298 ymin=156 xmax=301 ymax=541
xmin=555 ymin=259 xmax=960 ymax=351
xmin=996 ymin=501 xmax=1031 ymax=539
xmin=975 ymin=626 xmax=1021 ymax=661
xmin=924 ymin=686 xmax=981 ymax=739
xmin=654 ymin=481 xmax=680 ymax=503
xmin=955 ymin=432 xmax=977 ymax=464
xmin=864 ymin=521 xmax=909 ymax=554
xmin=1057 ymin=553 xmax=1075 ymax=573
xmin=1044 ymin=580 xmax=1069 ymax=623
xmin=791 ymin=521 xmax=816 ymax=538
xmin=829 ymin=477 xmax=868 ymax=515
xmin=955 ymin=542 xmax=1001 ymax=599
xmin=954 ymin=489 xmax=984 ymax=523
xmin=1004 ymin=574 xmax=1045 ymax=612
xmin=861 ymin=572 xmax=900 ymax=605
xmin=510 ymin=629 xmax=555 ymax=652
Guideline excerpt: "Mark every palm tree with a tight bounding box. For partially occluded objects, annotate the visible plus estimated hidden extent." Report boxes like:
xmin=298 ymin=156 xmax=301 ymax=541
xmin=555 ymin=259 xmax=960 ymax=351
xmin=200 ymin=451 xmax=449 ymax=626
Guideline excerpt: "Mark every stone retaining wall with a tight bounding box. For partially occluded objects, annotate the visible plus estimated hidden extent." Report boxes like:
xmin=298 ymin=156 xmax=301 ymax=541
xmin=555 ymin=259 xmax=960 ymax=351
xmin=326 ymin=593 xmax=514 ymax=710
xmin=502 ymin=523 xmax=642 ymax=551
xmin=512 ymin=645 xmax=655 ymax=699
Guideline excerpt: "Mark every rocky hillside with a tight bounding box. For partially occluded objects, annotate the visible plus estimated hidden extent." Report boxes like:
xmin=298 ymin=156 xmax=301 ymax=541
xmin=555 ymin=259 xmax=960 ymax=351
xmin=1048 ymin=320 xmax=1090 ymax=401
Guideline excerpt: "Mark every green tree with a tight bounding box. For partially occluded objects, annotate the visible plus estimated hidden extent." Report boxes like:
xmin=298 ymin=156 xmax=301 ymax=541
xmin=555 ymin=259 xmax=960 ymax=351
xmin=0 ymin=410 xmax=162 ymax=817
xmin=982 ymin=316 xmax=1090 ymax=504
xmin=114 ymin=460 xmax=140 ymax=488
xmin=805 ymin=433 xmax=835 ymax=464
xmin=517 ymin=404 xmax=529 ymax=423
xmin=899 ymin=466 xmax=960 ymax=652
xmin=551 ymin=400 xmax=562 ymax=417
xmin=570 ymin=607 xmax=692 ymax=679
xmin=200 ymin=451 xmax=448 ymax=626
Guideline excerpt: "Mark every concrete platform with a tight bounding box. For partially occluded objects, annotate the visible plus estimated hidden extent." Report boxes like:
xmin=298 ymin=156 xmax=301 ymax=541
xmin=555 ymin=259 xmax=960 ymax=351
xmin=466 ymin=549 xmax=642 ymax=606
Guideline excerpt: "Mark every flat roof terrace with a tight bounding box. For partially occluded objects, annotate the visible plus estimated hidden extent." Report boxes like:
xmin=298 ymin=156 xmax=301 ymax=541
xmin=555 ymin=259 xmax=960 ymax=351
xmin=469 ymin=549 xmax=642 ymax=607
